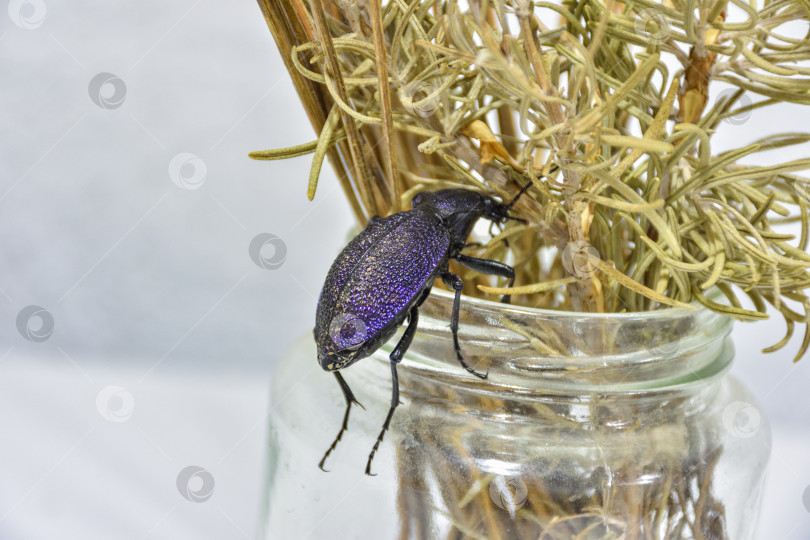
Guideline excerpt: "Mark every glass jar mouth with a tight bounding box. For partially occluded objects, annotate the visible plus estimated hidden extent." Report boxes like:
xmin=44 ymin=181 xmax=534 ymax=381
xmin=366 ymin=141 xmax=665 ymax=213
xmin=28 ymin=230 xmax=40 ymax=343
xmin=427 ymin=286 xmax=721 ymax=320
xmin=373 ymin=286 xmax=733 ymax=396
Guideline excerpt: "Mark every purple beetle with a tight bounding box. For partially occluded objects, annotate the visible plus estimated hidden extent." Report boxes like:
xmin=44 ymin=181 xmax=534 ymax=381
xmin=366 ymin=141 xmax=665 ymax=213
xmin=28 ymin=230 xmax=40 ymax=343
xmin=314 ymin=184 xmax=530 ymax=475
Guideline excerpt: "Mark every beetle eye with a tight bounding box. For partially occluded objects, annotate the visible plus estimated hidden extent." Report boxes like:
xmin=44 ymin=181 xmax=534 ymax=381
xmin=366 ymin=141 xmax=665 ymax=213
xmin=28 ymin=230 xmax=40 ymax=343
xmin=482 ymin=199 xmax=501 ymax=220
xmin=411 ymin=193 xmax=424 ymax=208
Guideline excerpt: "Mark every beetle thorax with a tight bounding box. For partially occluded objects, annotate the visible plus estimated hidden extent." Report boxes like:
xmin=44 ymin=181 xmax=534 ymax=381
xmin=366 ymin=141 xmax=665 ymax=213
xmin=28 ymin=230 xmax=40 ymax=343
xmin=411 ymin=189 xmax=491 ymax=246
xmin=411 ymin=189 xmax=487 ymax=216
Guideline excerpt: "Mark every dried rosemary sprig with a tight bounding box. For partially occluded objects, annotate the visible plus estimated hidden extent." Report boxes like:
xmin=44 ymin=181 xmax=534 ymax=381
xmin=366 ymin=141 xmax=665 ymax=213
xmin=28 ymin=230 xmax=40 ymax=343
xmin=252 ymin=0 xmax=810 ymax=361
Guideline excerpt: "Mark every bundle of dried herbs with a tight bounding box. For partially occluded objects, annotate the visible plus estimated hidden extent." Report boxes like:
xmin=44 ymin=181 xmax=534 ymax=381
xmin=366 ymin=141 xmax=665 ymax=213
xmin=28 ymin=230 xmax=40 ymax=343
xmin=253 ymin=0 xmax=810 ymax=361
xmin=253 ymin=1 xmax=804 ymax=537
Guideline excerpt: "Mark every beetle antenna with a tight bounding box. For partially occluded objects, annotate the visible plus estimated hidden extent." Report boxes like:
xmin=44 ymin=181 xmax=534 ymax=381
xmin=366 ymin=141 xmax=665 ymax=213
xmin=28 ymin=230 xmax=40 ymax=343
xmin=503 ymin=164 xmax=559 ymax=212
xmin=503 ymin=215 xmax=528 ymax=225
xmin=504 ymin=182 xmax=532 ymax=212
xmin=500 ymin=162 xmax=559 ymax=216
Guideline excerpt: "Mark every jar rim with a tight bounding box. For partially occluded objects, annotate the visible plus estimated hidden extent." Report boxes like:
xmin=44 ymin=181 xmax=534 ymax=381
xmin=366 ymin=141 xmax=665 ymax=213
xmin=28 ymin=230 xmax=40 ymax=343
xmin=428 ymin=285 xmax=723 ymax=321
xmin=386 ymin=286 xmax=734 ymax=394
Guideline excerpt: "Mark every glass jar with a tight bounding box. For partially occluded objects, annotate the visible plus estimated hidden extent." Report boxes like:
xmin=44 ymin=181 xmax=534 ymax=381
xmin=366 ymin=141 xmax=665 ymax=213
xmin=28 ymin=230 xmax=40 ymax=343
xmin=261 ymin=288 xmax=770 ymax=539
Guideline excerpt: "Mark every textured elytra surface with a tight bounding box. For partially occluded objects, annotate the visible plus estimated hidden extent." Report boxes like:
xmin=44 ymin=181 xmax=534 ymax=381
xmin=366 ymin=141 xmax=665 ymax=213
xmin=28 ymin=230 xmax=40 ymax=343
xmin=314 ymin=209 xmax=450 ymax=358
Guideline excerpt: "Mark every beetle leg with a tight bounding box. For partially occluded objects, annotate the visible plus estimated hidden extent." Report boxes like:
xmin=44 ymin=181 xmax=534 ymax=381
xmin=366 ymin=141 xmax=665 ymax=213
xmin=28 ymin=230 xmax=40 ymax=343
xmin=318 ymin=371 xmax=364 ymax=472
xmin=453 ymin=253 xmax=516 ymax=304
xmin=416 ymin=285 xmax=432 ymax=307
xmin=366 ymin=306 xmax=419 ymax=476
xmin=441 ymin=271 xmax=488 ymax=380
xmin=488 ymin=220 xmax=500 ymax=238
xmin=390 ymin=305 xmax=419 ymax=364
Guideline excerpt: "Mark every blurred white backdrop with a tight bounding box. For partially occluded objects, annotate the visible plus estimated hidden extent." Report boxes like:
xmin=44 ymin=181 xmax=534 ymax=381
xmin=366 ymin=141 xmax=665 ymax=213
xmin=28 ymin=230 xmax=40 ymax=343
xmin=0 ymin=1 xmax=808 ymax=539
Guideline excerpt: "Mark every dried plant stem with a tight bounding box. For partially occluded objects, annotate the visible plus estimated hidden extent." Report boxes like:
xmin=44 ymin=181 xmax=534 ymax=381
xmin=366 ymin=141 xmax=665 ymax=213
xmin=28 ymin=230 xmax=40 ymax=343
xmin=369 ymin=0 xmax=401 ymax=212
xmin=253 ymin=3 xmax=806 ymax=538
xmin=308 ymin=0 xmax=382 ymax=217
xmin=518 ymin=5 xmax=605 ymax=313
xmin=255 ymin=0 xmax=365 ymax=222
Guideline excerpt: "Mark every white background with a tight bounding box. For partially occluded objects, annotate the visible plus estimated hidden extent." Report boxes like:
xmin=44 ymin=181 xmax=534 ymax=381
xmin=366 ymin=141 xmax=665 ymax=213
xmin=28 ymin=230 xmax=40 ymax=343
xmin=0 ymin=1 xmax=808 ymax=539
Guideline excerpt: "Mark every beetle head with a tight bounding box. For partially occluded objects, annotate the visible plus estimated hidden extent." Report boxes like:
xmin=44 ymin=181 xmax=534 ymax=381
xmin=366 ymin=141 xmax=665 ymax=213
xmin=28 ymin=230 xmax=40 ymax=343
xmin=412 ymin=185 xmax=530 ymax=225
xmin=483 ymin=182 xmax=532 ymax=225
xmin=411 ymin=187 xmax=530 ymax=245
